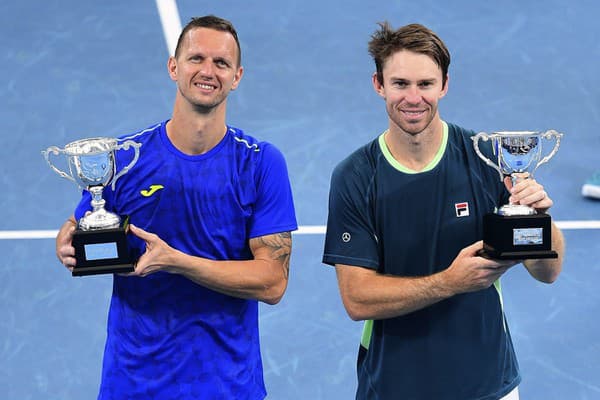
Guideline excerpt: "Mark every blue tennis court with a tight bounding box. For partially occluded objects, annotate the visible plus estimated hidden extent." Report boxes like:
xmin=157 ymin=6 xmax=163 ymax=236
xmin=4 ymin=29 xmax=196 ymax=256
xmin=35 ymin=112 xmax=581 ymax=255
xmin=1 ymin=1 xmax=599 ymax=398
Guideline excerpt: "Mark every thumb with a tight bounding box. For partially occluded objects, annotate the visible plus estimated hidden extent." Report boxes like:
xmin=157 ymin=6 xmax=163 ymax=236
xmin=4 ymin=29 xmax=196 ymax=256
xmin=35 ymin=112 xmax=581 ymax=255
xmin=503 ymin=176 xmax=513 ymax=191
xmin=128 ymin=224 xmax=151 ymax=240
xmin=465 ymin=240 xmax=484 ymax=255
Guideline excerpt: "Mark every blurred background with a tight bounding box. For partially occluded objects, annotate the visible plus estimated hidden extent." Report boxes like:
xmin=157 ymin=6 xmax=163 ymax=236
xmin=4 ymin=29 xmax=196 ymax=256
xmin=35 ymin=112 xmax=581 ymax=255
xmin=1 ymin=0 xmax=598 ymax=398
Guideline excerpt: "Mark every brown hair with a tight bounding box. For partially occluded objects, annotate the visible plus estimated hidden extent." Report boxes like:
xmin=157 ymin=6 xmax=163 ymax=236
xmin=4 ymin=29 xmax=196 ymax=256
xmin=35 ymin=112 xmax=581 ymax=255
xmin=174 ymin=15 xmax=242 ymax=66
xmin=368 ymin=22 xmax=450 ymax=87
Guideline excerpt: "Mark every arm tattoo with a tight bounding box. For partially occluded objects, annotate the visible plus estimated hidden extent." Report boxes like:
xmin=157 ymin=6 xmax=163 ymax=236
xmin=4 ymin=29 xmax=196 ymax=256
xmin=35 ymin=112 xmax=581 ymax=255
xmin=259 ymin=232 xmax=292 ymax=279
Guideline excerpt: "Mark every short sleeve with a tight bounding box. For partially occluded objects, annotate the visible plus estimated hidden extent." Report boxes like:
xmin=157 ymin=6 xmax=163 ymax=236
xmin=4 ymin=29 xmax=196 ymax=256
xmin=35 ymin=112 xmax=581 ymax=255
xmin=322 ymin=154 xmax=379 ymax=269
xmin=248 ymin=143 xmax=298 ymax=238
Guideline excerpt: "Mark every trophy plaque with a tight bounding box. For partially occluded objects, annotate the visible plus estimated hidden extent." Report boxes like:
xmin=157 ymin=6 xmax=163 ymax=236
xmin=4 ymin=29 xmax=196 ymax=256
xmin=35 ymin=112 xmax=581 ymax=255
xmin=43 ymin=137 xmax=141 ymax=276
xmin=472 ymin=130 xmax=562 ymax=259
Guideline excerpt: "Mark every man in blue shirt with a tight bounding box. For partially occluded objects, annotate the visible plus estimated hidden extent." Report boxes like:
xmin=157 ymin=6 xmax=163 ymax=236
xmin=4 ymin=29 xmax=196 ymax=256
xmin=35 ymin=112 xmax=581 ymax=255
xmin=323 ymin=22 xmax=564 ymax=400
xmin=55 ymin=15 xmax=297 ymax=399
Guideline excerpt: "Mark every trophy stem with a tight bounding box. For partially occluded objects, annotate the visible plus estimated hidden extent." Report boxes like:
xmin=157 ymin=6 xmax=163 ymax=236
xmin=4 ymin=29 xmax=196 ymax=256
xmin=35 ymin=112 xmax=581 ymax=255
xmin=79 ymin=186 xmax=121 ymax=230
xmin=89 ymin=186 xmax=106 ymax=212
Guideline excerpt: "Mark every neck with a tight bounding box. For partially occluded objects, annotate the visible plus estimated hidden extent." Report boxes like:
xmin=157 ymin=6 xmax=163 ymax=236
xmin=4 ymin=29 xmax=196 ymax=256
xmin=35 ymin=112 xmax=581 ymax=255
xmin=386 ymin=117 xmax=444 ymax=171
xmin=167 ymin=96 xmax=228 ymax=155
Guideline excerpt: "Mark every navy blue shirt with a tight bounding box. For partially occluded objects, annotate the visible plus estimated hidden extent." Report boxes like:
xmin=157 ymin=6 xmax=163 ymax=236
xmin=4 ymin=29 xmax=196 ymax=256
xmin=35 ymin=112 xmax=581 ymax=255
xmin=323 ymin=122 xmax=520 ymax=400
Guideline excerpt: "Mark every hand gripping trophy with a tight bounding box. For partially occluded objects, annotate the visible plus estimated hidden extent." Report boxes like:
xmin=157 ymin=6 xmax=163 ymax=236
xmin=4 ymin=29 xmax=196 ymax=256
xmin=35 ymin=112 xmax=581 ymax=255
xmin=43 ymin=137 xmax=141 ymax=276
xmin=472 ymin=130 xmax=562 ymax=259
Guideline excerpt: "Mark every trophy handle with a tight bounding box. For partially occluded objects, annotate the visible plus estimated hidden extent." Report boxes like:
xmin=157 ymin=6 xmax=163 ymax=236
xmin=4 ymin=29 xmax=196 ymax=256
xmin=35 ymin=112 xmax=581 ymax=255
xmin=472 ymin=132 xmax=503 ymax=180
xmin=42 ymin=146 xmax=76 ymax=183
xmin=533 ymin=130 xmax=562 ymax=174
xmin=111 ymin=140 xmax=141 ymax=190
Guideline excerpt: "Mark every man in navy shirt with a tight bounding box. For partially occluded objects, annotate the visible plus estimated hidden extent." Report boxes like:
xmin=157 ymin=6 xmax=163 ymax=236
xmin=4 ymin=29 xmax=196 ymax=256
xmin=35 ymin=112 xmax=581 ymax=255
xmin=323 ymin=22 xmax=564 ymax=400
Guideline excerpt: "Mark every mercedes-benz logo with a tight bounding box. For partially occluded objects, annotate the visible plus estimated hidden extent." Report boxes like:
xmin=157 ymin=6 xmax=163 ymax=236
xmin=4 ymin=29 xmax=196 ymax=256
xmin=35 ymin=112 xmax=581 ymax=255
xmin=342 ymin=232 xmax=351 ymax=242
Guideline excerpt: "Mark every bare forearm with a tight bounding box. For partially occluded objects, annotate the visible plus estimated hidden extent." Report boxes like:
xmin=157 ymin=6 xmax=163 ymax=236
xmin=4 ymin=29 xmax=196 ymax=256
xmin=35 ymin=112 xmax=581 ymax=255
xmin=166 ymin=253 xmax=288 ymax=304
xmin=130 ymin=231 xmax=293 ymax=304
xmin=524 ymin=222 xmax=564 ymax=283
xmin=335 ymin=242 xmax=517 ymax=321
xmin=336 ymin=266 xmax=455 ymax=320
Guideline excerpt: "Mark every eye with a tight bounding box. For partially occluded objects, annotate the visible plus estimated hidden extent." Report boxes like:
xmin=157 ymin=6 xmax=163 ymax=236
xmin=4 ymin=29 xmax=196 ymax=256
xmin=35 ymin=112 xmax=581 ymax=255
xmin=392 ymin=80 xmax=408 ymax=88
xmin=418 ymin=81 xmax=434 ymax=88
xmin=215 ymin=59 xmax=230 ymax=68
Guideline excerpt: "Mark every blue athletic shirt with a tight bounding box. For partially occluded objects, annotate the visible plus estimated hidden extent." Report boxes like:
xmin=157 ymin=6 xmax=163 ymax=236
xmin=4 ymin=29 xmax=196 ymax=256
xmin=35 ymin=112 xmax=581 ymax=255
xmin=74 ymin=121 xmax=297 ymax=400
xmin=323 ymin=122 xmax=520 ymax=400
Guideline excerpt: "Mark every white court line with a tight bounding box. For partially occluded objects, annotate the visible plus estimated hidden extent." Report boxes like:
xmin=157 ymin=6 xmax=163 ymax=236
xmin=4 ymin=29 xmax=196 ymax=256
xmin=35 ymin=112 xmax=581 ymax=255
xmin=155 ymin=0 xmax=182 ymax=56
xmin=1 ymin=221 xmax=599 ymax=240
xmin=555 ymin=220 xmax=600 ymax=230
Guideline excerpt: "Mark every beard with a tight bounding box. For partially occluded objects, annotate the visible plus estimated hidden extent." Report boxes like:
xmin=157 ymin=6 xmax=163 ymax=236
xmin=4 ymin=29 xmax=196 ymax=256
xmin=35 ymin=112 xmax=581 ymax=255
xmin=387 ymin=104 xmax=437 ymax=136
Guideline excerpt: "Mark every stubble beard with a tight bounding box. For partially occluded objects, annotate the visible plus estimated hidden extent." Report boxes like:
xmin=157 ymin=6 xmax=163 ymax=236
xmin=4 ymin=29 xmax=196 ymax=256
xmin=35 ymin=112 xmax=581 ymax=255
xmin=389 ymin=103 xmax=437 ymax=137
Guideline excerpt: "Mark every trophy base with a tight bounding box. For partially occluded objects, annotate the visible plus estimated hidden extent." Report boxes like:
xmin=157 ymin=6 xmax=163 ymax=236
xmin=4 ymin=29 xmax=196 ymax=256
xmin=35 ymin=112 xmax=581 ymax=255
xmin=71 ymin=216 xmax=135 ymax=276
xmin=480 ymin=212 xmax=558 ymax=260
xmin=477 ymin=248 xmax=558 ymax=260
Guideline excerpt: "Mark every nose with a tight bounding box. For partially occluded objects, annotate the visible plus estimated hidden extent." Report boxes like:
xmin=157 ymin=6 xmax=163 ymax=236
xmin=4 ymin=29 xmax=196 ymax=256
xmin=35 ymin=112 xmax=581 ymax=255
xmin=404 ymin=86 xmax=422 ymax=104
xmin=198 ymin=59 xmax=215 ymax=76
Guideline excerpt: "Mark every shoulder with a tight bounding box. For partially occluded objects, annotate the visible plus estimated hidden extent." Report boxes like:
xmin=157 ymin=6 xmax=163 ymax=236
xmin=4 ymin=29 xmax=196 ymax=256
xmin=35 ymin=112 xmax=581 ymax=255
xmin=333 ymin=138 xmax=380 ymax=179
xmin=227 ymin=127 xmax=291 ymax=183
xmin=446 ymin=122 xmax=477 ymax=143
xmin=227 ymin=126 xmax=283 ymax=159
xmin=117 ymin=121 xmax=165 ymax=143
xmin=446 ymin=121 xmax=499 ymax=157
xmin=327 ymin=138 xmax=381 ymax=201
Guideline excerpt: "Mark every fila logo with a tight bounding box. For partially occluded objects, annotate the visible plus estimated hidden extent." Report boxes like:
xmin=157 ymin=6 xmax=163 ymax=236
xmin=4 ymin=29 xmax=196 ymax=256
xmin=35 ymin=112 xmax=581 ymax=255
xmin=455 ymin=202 xmax=470 ymax=217
xmin=140 ymin=184 xmax=164 ymax=197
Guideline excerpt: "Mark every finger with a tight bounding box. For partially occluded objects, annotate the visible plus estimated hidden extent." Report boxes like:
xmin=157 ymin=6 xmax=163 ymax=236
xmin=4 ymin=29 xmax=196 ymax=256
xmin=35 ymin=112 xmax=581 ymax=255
xmin=58 ymin=245 xmax=75 ymax=257
xmin=128 ymin=224 xmax=151 ymax=239
xmin=512 ymin=172 xmax=530 ymax=183
xmin=57 ymin=226 xmax=76 ymax=247
xmin=464 ymin=240 xmax=484 ymax=256
xmin=503 ymin=176 xmax=513 ymax=191
xmin=509 ymin=176 xmax=536 ymax=194
xmin=510 ymin=179 xmax=542 ymax=204
xmin=66 ymin=224 xmax=76 ymax=236
xmin=60 ymin=255 xmax=77 ymax=269
xmin=534 ymin=190 xmax=551 ymax=205
xmin=518 ymin=188 xmax=552 ymax=208
xmin=132 ymin=257 xmax=147 ymax=274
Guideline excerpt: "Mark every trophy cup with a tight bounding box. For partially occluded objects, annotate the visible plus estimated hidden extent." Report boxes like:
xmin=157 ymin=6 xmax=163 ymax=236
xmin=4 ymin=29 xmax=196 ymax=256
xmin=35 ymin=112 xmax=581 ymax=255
xmin=472 ymin=130 xmax=562 ymax=259
xmin=43 ymin=137 xmax=141 ymax=276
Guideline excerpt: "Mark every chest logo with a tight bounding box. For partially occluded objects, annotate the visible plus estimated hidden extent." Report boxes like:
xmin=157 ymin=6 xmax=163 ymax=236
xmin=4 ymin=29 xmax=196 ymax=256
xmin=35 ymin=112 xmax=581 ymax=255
xmin=455 ymin=202 xmax=470 ymax=217
xmin=140 ymin=184 xmax=164 ymax=197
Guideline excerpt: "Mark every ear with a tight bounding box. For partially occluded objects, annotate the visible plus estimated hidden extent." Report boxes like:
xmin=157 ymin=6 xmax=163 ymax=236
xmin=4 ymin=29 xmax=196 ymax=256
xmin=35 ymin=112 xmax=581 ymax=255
xmin=167 ymin=56 xmax=177 ymax=81
xmin=230 ymin=66 xmax=244 ymax=90
xmin=439 ymin=74 xmax=449 ymax=99
xmin=372 ymin=72 xmax=385 ymax=98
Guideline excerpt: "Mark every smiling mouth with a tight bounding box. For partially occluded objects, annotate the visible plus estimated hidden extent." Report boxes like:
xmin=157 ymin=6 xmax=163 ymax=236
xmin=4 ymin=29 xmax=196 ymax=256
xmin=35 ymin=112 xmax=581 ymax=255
xmin=402 ymin=110 xmax=426 ymax=118
xmin=195 ymin=82 xmax=217 ymax=91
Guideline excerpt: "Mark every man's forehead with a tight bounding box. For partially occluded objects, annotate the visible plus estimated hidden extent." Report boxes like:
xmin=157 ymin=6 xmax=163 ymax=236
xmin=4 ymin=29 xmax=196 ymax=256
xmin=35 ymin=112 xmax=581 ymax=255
xmin=181 ymin=28 xmax=237 ymax=54
xmin=382 ymin=51 xmax=442 ymax=78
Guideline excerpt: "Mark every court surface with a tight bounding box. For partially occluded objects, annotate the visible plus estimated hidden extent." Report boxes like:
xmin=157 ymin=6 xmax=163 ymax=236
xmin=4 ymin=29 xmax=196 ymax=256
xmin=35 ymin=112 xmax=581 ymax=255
xmin=1 ymin=1 xmax=599 ymax=398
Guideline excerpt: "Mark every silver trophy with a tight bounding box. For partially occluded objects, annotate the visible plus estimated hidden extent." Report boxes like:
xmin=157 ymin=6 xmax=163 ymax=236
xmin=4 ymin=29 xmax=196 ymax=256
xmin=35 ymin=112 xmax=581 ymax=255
xmin=472 ymin=130 xmax=562 ymax=259
xmin=43 ymin=137 xmax=141 ymax=276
